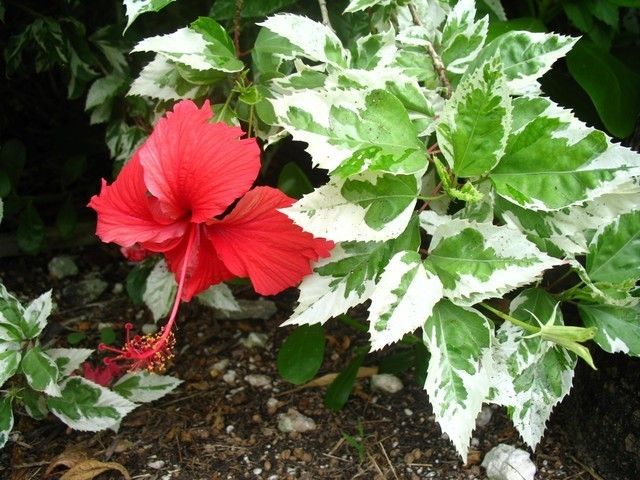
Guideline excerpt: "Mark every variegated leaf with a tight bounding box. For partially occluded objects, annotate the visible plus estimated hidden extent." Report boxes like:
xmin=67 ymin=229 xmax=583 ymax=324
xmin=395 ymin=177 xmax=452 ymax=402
xmin=489 ymin=289 xmax=575 ymax=448
xmin=22 ymin=290 xmax=52 ymax=339
xmin=472 ymin=31 xmax=577 ymax=95
xmin=258 ymin=14 xmax=349 ymax=68
xmin=423 ymin=218 xmax=562 ymax=305
xmin=440 ymin=0 xmax=489 ymax=75
xmin=47 ymin=377 xmax=136 ymax=431
xmin=143 ymin=259 xmax=176 ymax=322
xmin=578 ymin=303 xmax=640 ymax=356
xmin=129 ymin=56 xmax=209 ymax=101
xmin=0 ymin=348 xmax=21 ymax=388
xmin=490 ymin=97 xmax=640 ymax=211
xmin=46 ymin=348 xmax=93 ymax=377
xmin=344 ymin=0 xmax=393 ymax=13
xmin=283 ymin=172 xmax=418 ymax=242
xmin=368 ymin=251 xmax=443 ymax=350
xmin=437 ymin=53 xmax=511 ymax=177
xmin=197 ymin=283 xmax=240 ymax=312
xmin=113 ymin=372 xmax=182 ymax=403
xmin=424 ymin=300 xmax=493 ymax=459
xmin=0 ymin=396 xmax=13 ymax=449
xmin=21 ymin=347 xmax=61 ymax=397
xmin=123 ymin=0 xmax=176 ymax=30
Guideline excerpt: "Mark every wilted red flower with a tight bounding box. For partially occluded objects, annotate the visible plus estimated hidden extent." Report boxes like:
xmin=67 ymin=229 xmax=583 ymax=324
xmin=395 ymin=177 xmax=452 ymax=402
xmin=88 ymin=100 xmax=332 ymax=371
xmin=82 ymin=361 xmax=122 ymax=387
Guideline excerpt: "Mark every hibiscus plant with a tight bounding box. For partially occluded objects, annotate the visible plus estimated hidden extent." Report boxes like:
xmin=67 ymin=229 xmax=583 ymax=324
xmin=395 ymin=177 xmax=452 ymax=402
xmin=4 ymin=0 xmax=640 ymax=461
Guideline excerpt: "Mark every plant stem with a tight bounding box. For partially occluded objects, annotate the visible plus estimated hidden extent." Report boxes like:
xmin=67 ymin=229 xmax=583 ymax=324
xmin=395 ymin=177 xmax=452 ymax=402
xmin=407 ymin=2 xmax=452 ymax=98
xmin=217 ymin=89 xmax=237 ymax=123
xmin=233 ymin=0 xmax=244 ymax=56
xmin=247 ymin=104 xmax=255 ymax=138
xmin=318 ymin=0 xmax=334 ymax=32
xmin=479 ymin=302 xmax=539 ymax=334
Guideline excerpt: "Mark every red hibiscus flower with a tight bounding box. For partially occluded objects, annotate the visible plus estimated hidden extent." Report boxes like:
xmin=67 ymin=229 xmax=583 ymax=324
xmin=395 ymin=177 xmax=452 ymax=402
xmin=88 ymin=100 xmax=332 ymax=371
xmin=82 ymin=361 xmax=122 ymax=387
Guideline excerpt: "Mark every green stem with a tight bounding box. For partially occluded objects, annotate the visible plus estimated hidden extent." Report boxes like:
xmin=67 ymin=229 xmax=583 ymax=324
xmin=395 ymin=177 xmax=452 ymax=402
xmin=247 ymin=104 xmax=255 ymax=138
xmin=479 ymin=302 xmax=539 ymax=334
xmin=417 ymin=194 xmax=446 ymax=202
xmin=217 ymin=89 xmax=237 ymax=123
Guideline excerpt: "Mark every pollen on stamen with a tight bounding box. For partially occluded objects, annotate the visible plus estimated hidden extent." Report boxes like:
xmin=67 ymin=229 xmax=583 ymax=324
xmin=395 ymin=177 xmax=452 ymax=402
xmin=99 ymin=324 xmax=176 ymax=373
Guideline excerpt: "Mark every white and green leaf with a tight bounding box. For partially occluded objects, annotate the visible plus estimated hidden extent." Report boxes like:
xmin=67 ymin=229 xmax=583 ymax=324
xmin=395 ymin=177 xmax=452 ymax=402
xmin=46 ymin=348 xmax=93 ymax=377
xmin=113 ymin=372 xmax=182 ymax=403
xmin=368 ymin=251 xmax=443 ymax=350
xmin=0 ymin=348 xmax=21 ymax=388
xmin=437 ymin=53 xmax=511 ymax=177
xmin=578 ymin=303 xmax=640 ymax=356
xmin=197 ymin=283 xmax=240 ymax=312
xmin=0 ymin=396 xmax=13 ymax=449
xmin=586 ymin=211 xmax=640 ymax=284
xmin=490 ymin=97 xmax=640 ymax=211
xmin=21 ymin=346 xmax=61 ymax=397
xmin=440 ymin=0 xmax=489 ymax=75
xmin=423 ymin=218 xmax=562 ymax=306
xmin=489 ymin=289 xmax=575 ymax=448
xmin=472 ymin=31 xmax=577 ymax=94
xmin=123 ymin=0 xmax=176 ymax=30
xmin=22 ymin=290 xmax=52 ymax=339
xmin=344 ymin=0 xmax=393 ymax=13
xmin=258 ymin=14 xmax=349 ymax=68
xmin=129 ymin=55 xmax=209 ymax=101
xmin=47 ymin=377 xmax=136 ymax=431
xmin=283 ymin=172 xmax=418 ymax=242
xmin=424 ymin=300 xmax=493 ymax=459
xmin=143 ymin=259 xmax=176 ymax=322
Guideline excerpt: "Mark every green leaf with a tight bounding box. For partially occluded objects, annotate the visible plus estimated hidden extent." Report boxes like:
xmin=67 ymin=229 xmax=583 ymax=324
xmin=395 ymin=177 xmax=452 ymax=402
xmin=423 ymin=300 xmax=493 ymax=459
xmin=210 ymin=0 xmax=298 ymax=19
xmin=578 ymin=303 xmax=640 ymax=356
xmin=278 ymin=162 xmax=313 ymax=199
xmin=587 ymin=211 xmax=640 ymax=284
xmin=0 ymin=348 xmax=21 ymax=388
xmin=126 ymin=261 xmax=154 ymax=306
xmin=379 ymin=348 xmax=414 ymax=375
xmin=17 ymin=203 xmax=44 ymax=255
xmin=112 ymin=372 xmax=182 ymax=403
xmin=490 ymin=97 xmax=640 ymax=210
xmin=21 ymin=389 xmax=48 ymax=420
xmin=21 ymin=346 xmax=60 ymax=396
xmin=123 ymin=0 xmax=176 ymax=30
xmin=487 ymin=18 xmax=546 ymax=43
xmin=368 ymin=251 xmax=442 ymax=350
xmin=272 ymin=89 xmax=428 ymax=177
xmin=0 ymin=285 xmax=28 ymax=342
xmin=437 ymin=54 xmax=511 ymax=177
xmin=67 ymin=331 xmax=86 ymax=345
xmin=22 ymin=290 xmax=52 ymax=339
xmin=100 ymin=327 xmax=116 ymax=345
xmin=567 ymin=40 xmax=640 ymax=138
xmin=344 ymin=0 xmax=391 ymax=13
xmin=277 ymin=324 xmax=326 ymax=384
xmin=46 ymin=348 xmax=93 ymax=376
xmin=440 ymin=0 xmax=489 ymax=75
xmin=0 ymin=139 xmax=26 ymax=191
xmin=284 ymin=172 xmax=418 ymax=242
xmin=489 ymin=289 xmax=575 ymax=449
xmin=143 ymin=259 xmax=176 ymax=322
xmin=47 ymin=377 xmax=136 ymax=431
xmin=56 ymin=197 xmax=77 ymax=238
xmin=413 ymin=341 xmax=429 ymax=387
xmin=258 ymin=14 xmax=349 ymax=68
xmin=325 ymin=351 xmax=366 ymax=411
xmin=422 ymin=216 xmax=561 ymax=305
xmin=0 ymin=396 xmax=13 ymax=449
xmin=471 ymin=31 xmax=577 ymax=94
xmin=251 ymin=28 xmax=298 ymax=79
xmin=85 ymin=74 xmax=125 ymax=112
xmin=0 ymin=170 xmax=10 ymax=198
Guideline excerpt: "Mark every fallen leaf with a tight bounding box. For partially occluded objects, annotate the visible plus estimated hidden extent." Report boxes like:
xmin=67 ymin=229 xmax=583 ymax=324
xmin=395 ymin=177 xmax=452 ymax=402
xmin=59 ymin=460 xmax=131 ymax=480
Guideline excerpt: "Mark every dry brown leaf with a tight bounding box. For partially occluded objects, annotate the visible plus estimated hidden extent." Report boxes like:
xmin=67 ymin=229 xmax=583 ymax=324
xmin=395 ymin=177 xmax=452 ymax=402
xmin=59 ymin=460 xmax=131 ymax=480
xmin=303 ymin=366 xmax=379 ymax=388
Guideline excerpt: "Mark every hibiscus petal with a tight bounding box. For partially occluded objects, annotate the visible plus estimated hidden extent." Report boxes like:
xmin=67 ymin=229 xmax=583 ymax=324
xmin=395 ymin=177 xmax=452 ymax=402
xmin=88 ymin=153 xmax=188 ymax=247
xmin=164 ymin=225 xmax=235 ymax=301
xmin=208 ymin=187 xmax=334 ymax=296
xmin=139 ymin=100 xmax=261 ymax=223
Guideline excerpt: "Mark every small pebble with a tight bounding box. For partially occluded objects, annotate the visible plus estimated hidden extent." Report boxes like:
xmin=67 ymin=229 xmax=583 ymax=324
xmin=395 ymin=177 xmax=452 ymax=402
xmin=371 ymin=374 xmax=404 ymax=394
xmin=240 ymin=332 xmax=269 ymax=349
xmin=245 ymin=374 xmax=272 ymax=388
xmin=112 ymin=282 xmax=124 ymax=294
xmin=223 ymin=370 xmax=237 ymax=384
xmin=148 ymin=460 xmax=165 ymax=470
xmin=277 ymin=408 xmax=316 ymax=433
xmin=48 ymin=255 xmax=78 ymax=279
xmin=476 ymin=405 xmax=493 ymax=427
xmin=404 ymin=408 xmax=413 ymax=416
xmin=482 ymin=444 xmax=536 ymax=480
xmin=266 ymin=397 xmax=281 ymax=415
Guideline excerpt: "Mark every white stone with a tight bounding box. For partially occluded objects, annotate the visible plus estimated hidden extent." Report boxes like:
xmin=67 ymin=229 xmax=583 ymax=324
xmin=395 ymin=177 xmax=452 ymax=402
xmin=482 ymin=444 xmax=536 ymax=480
xmin=223 ymin=370 xmax=237 ymax=384
xmin=277 ymin=408 xmax=316 ymax=433
xmin=266 ymin=397 xmax=281 ymax=415
xmin=48 ymin=255 xmax=78 ymax=279
xmin=476 ymin=405 xmax=493 ymax=427
xmin=245 ymin=374 xmax=272 ymax=388
xmin=371 ymin=374 xmax=404 ymax=394
xmin=240 ymin=332 xmax=269 ymax=349
xmin=213 ymin=359 xmax=230 ymax=371
xmin=148 ymin=460 xmax=165 ymax=469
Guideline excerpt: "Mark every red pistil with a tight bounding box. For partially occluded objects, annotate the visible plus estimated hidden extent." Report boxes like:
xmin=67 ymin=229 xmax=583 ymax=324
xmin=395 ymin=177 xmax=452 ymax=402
xmin=99 ymin=227 xmax=197 ymax=372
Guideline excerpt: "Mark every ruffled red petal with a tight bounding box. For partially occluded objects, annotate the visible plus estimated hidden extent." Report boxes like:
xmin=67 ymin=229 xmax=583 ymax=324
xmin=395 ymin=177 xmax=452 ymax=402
xmin=88 ymin=153 xmax=188 ymax=247
xmin=138 ymin=100 xmax=261 ymax=223
xmin=163 ymin=224 xmax=235 ymax=301
xmin=207 ymin=187 xmax=334 ymax=296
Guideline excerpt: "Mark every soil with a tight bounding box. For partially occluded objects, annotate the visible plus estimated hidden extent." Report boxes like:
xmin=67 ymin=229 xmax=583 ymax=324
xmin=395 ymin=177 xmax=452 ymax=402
xmin=0 ymin=245 xmax=632 ymax=480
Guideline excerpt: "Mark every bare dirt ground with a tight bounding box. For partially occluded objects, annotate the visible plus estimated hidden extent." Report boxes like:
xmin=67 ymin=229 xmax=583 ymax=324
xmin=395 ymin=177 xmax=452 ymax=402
xmin=0 ymin=245 xmax=618 ymax=479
